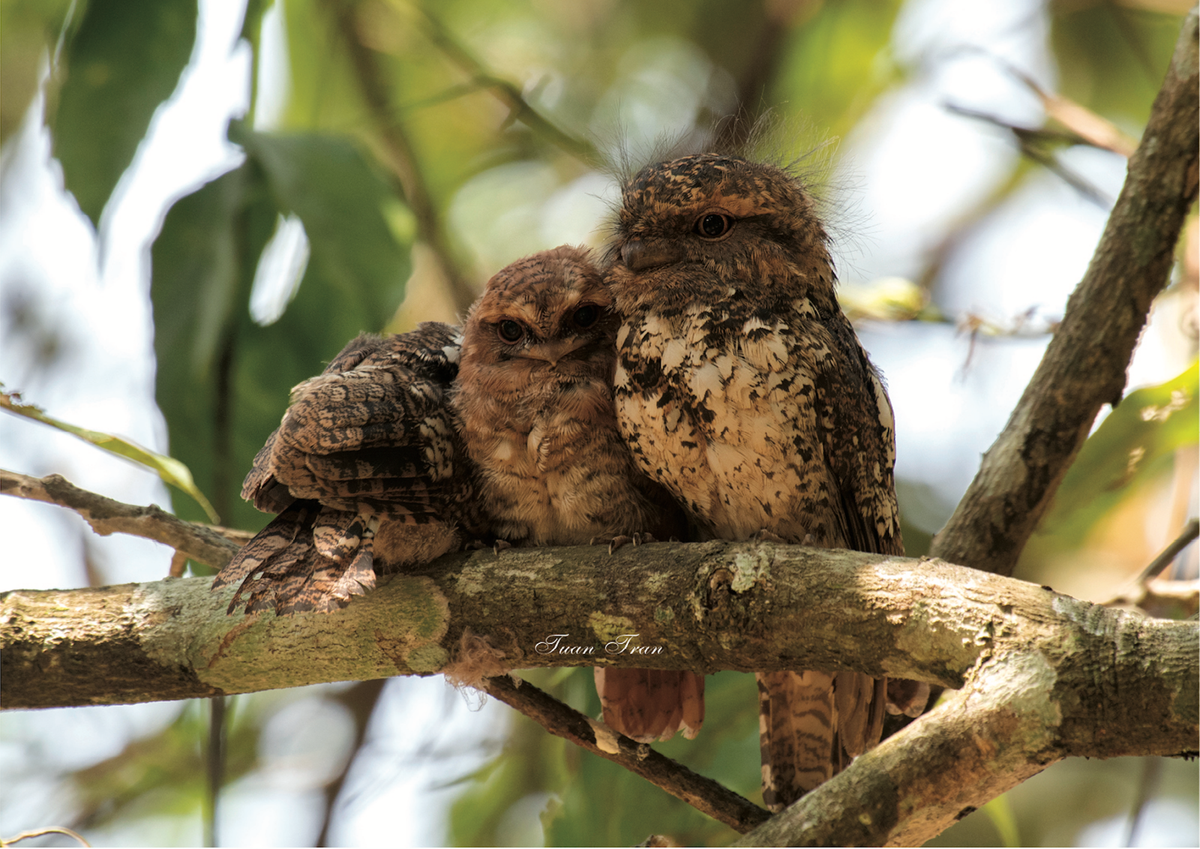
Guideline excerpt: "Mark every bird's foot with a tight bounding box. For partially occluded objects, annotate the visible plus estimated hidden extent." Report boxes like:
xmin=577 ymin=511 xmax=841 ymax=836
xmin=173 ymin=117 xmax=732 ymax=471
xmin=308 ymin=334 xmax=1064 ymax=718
xmin=591 ymin=532 xmax=656 ymax=554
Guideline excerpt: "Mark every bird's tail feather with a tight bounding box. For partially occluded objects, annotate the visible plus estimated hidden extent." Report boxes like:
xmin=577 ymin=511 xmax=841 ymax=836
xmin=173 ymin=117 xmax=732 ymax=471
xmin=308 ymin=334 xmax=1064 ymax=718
xmin=594 ymin=668 xmax=706 ymax=742
xmin=756 ymin=669 xmax=886 ymax=811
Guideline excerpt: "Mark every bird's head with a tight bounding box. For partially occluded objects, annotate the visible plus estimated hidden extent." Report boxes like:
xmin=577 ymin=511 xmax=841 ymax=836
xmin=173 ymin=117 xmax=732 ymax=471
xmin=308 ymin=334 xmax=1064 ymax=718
xmin=460 ymin=245 xmax=618 ymax=383
xmin=604 ymin=153 xmax=837 ymax=311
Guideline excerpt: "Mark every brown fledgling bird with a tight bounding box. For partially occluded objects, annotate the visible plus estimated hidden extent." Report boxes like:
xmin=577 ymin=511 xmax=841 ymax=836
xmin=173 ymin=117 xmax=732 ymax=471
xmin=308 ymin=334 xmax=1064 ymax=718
xmin=213 ymin=246 xmax=703 ymax=743
xmin=450 ymin=245 xmax=702 ymax=743
xmin=213 ymin=322 xmax=479 ymax=614
xmin=604 ymin=152 xmax=907 ymax=809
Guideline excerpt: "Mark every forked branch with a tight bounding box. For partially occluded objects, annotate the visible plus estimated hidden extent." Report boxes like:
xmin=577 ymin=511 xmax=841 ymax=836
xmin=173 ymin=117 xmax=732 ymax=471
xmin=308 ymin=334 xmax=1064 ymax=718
xmin=932 ymin=8 xmax=1199 ymax=578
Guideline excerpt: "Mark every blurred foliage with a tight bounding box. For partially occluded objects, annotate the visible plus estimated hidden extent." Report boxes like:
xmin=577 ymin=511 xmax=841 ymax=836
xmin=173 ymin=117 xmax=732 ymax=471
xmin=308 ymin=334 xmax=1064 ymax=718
xmin=0 ymin=385 xmax=218 ymax=521
xmin=150 ymin=123 xmax=412 ymax=528
xmin=0 ymin=0 xmax=75 ymax=144
xmin=1050 ymin=0 xmax=1191 ymax=127
xmin=2 ymin=0 xmax=1196 ymax=846
xmin=69 ymin=702 xmax=258 ymax=834
xmin=51 ymin=0 xmax=198 ymax=227
xmin=1023 ymin=360 xmax=1198 ymax=556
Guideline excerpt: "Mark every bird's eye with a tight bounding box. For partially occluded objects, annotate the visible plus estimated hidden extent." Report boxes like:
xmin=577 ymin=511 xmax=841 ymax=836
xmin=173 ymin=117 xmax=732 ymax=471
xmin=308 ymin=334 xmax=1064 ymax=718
xmin=572 ymin=304 xmax=600 ymax=329
xmin=497 ymin=320 xmax=525 ymax=344
xmin=695 ymin=212 xmax=732 ymax=239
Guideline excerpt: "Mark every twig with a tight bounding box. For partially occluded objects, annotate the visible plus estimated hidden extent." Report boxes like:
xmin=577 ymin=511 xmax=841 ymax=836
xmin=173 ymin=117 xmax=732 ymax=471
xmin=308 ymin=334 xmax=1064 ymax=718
xmin=1138 ymin=518 xmax=1200 ymax=583
xmin=204 ymin=697 xmax=225 ymax=848
xmin=415 ymin=7 xmax=598 ymax=163
xmin=945 ymin=103 xmax=1113 ymax=206
xmin=1 ymin=827 xmax=91 ymax=847
xmin=931 ymin=9 xmax=1199 ymax=577
xmin=1124 ymin=756 xmax=1162 ymax=848
xmin=983 ymin=52 xmax=1139 ymax=157
xmin=0 ymin=469 xmax=246 ymax=570
xmin=477 ymin=674 xmax=771 ymax=834
xmin=315 ymin=679 xmax=387 ymax=846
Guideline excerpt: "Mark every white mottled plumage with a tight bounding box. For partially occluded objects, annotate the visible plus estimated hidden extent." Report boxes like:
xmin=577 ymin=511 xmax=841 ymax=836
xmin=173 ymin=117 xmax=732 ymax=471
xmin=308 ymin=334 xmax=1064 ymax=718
xmin=605 ymin=152 xmax=910 ymax=810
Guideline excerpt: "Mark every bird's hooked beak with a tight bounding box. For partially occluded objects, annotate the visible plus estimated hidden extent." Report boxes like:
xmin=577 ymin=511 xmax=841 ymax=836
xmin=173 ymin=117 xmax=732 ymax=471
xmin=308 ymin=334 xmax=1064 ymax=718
xmin=524 ymin=337 xmax=587 ymax=368
xmin=621 ymin=237 xmax=682 ymax=272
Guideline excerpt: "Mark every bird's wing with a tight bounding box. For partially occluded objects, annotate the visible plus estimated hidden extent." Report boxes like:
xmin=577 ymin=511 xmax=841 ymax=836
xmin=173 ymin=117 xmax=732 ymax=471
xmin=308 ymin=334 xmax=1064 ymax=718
xmin=214 ymin=322 xmax=479 ymax=616
xmin=815 ymin=311 xmax=905 ymax=559
xmin=243 ymin=322 xmax=472 ymax=524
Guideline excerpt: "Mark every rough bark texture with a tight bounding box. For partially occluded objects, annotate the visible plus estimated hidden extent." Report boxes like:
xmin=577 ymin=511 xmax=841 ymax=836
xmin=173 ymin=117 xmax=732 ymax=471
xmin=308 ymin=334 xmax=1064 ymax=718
xmin=4 ymin=544 xmax=1196 ymax=753
xmin=931 ymin=8 xmax=1200 ymax=577
xmin=736 ymin=596 xmax=1199 ymax=847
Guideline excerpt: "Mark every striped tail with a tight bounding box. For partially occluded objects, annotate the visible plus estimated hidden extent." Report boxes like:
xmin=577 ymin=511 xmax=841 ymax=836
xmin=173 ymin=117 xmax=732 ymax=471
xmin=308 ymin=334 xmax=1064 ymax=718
xmin=756 ymin=669 xmax=886 ymax=811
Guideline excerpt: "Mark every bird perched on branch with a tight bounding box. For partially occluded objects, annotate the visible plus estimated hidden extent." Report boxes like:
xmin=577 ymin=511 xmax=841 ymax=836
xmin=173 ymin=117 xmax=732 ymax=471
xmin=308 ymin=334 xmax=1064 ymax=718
xmin=214 ymin=245 xmax=702 ymax=743
xmin=605 ymin=152 xmax=912 ymax=809
xmin=449 ymin=245 xmax=701 ymax=743
xmin=212 ymin=322 xmax=478 ymax=614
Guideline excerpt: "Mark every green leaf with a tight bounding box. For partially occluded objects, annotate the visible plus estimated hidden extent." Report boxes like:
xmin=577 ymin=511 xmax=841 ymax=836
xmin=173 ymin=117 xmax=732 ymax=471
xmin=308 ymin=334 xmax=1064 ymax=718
xmin=0 ymin=385 xmax=218 ymax=522
xmin=236 ymin=126 xmax=412 ymax=325
xmin=1031 ymin=360 xmax=1199 ymax=550
xmin=149 ymin=131 xmax=411 ymax=530
xmin=0 ymin=0 xmax=76 ymax=145
xmin=150 ymin=163 xmax=278 ymax=527
xmin=50 ymin=0 xmax=198 ymax=226
xmin=771 ymin=0 xmax=906 ymax=141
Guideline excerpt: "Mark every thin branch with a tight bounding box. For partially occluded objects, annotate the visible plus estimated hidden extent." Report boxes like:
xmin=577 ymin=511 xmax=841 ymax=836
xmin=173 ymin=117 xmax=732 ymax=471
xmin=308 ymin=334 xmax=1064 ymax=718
xmin=320 ymin=0 xmax=477 ymax=314
xmin=0 ymin=827 xmax=91 ymax=848
xmin=944 ymin=102 xmax=1113 ymax=205
xmin=204 ymin=697 xmax=225 ymax=848
xmin=0 ymin=469 xmax=245 ymax=569
xmin=972 ymin=50 xmax=1140 ymax=157
xmin=931 ymin=9 xmax=1199 ymax=577
xmin=415 ymin=7 xmax=598 ymax=163
xmin=477 ymin=674 xmax=770 ymax=834
xmin=315 ymin=679 xmax=386 ymax=847
xmin=1124 ymin=757 xmax=1162 ymax=848
xmin=1138 ymin=518 xmax=1200 ymax=583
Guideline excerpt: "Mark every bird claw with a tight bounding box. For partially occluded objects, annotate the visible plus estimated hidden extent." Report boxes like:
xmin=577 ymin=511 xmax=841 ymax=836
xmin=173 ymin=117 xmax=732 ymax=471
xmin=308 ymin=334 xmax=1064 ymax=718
xmin=492 ymin=539 xmax=513 ymax=554
xmin=593 ymin=532 xmax=656 ymax=554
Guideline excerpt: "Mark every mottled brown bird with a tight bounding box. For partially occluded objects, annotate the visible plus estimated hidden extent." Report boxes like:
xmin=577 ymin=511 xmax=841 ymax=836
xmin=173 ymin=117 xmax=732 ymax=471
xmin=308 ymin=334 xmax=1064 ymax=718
xmin=213 ymin=246 xmax=703 ymax=743
xmin=605 ymin=153 xmax=905 ymax=809
xmin=451 ymin=245 xmax=702 ymax=743
xmin=213 ymin=323 xmax=478 ymax=614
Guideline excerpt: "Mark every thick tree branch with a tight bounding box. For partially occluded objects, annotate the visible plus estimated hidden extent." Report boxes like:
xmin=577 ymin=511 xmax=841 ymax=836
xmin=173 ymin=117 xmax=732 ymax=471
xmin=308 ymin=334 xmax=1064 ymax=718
xmin=477 ymin=674 xmax=771 ymax=834
xmin=2 ymin=485 xmax=1196 ymax=844
xmin=735 ymin=608 xmax=1197 ymax=848
xmin=932 ymin=8 xmax=1199 ymax=577
xmin=3 ymin=542 xmax=1195 ymax=751
xmin=0 ymin=469 xmax=246 ymax=570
